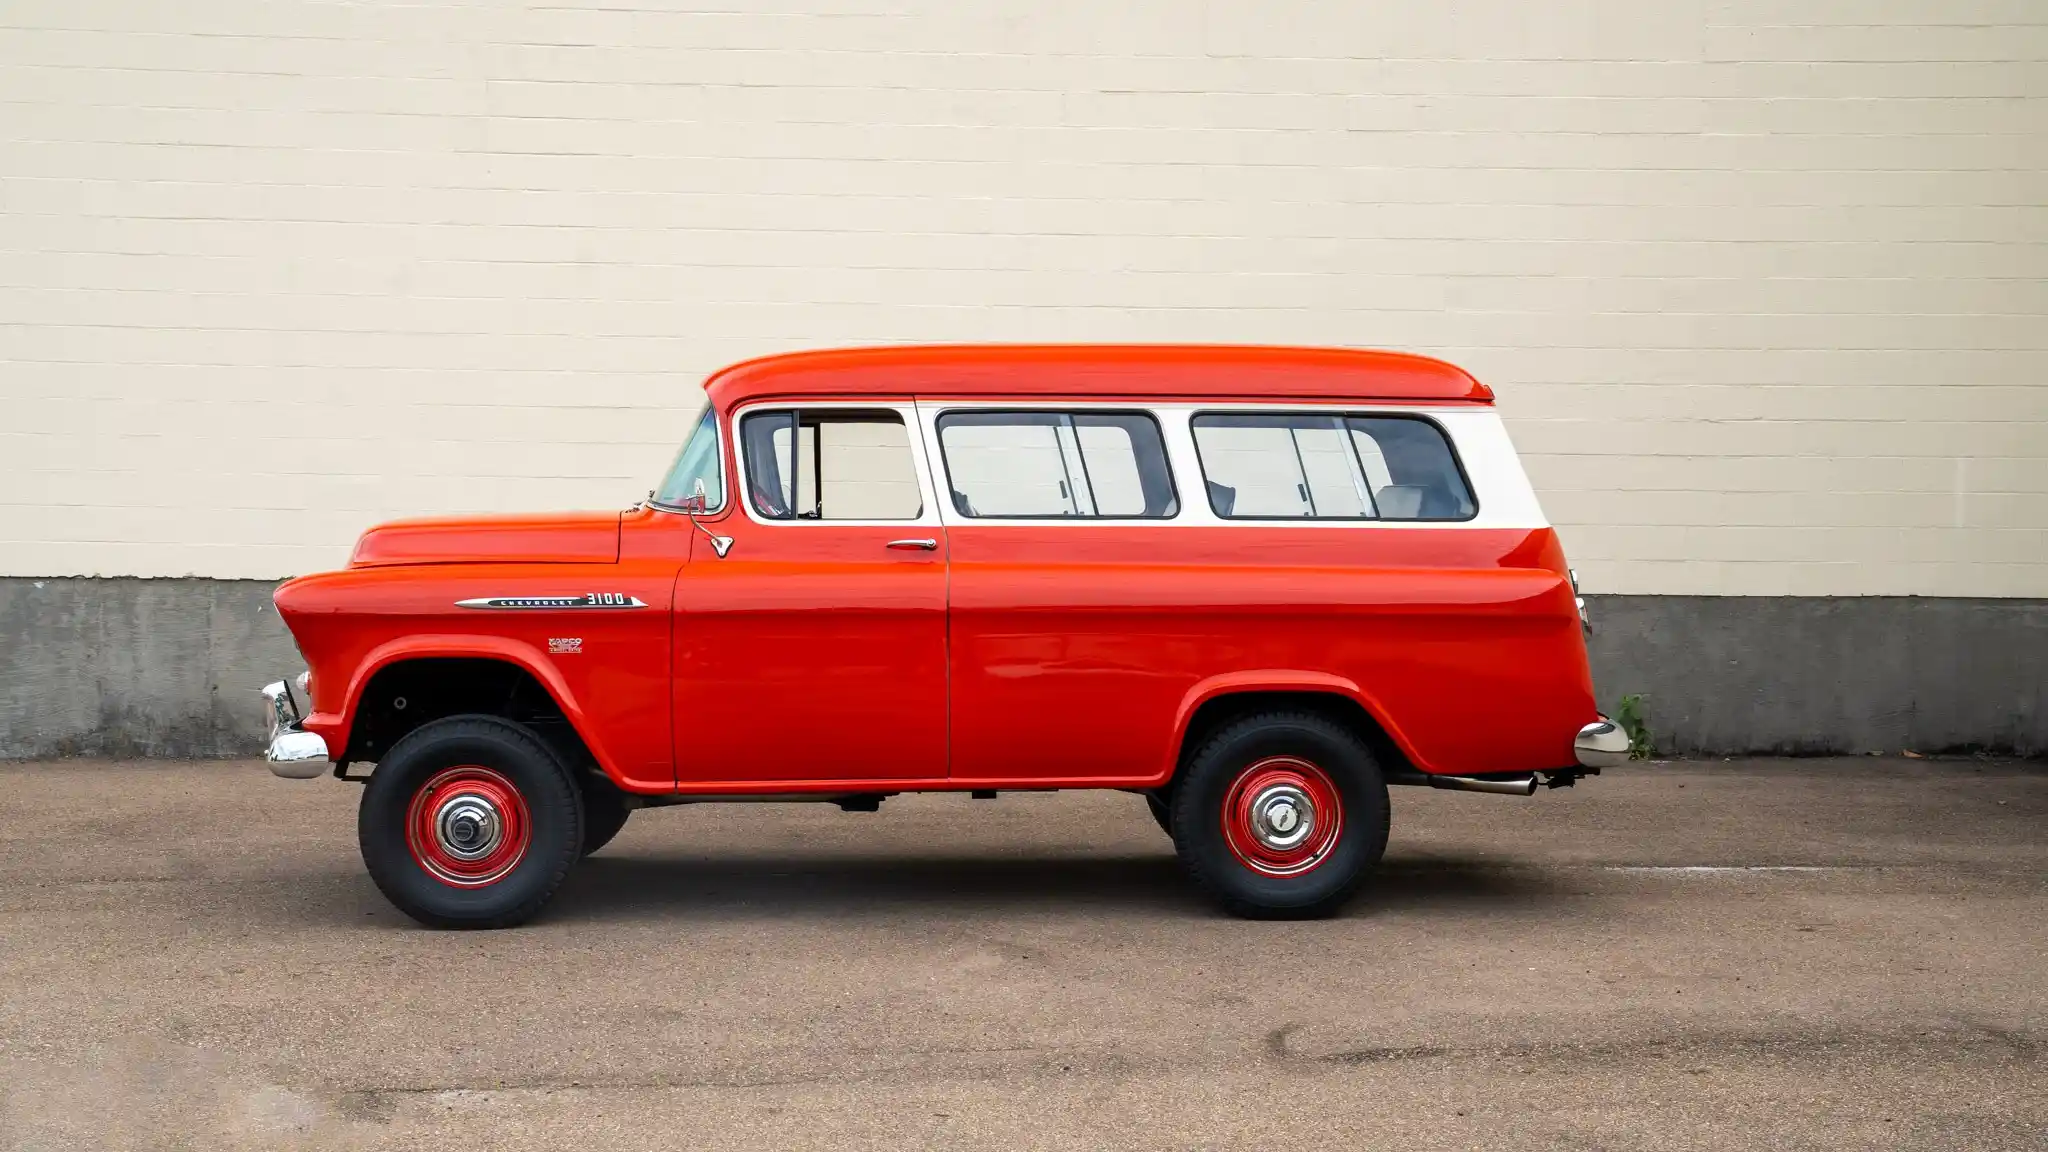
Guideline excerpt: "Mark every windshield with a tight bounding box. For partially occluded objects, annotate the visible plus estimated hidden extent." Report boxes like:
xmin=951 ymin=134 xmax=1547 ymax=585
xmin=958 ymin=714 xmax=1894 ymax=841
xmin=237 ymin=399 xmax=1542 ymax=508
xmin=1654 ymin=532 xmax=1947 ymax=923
xmin=651 ymin=399 xmax=724 ymax=511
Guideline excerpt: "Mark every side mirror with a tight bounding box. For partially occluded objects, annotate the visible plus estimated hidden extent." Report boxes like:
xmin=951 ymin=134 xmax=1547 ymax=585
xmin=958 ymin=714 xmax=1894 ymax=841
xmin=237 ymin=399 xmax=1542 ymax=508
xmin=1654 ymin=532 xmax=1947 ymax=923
xmin=670 ymin=478 xmax=707 ymax=515
xmin=681 ymin=478 xmax=733 ymax=558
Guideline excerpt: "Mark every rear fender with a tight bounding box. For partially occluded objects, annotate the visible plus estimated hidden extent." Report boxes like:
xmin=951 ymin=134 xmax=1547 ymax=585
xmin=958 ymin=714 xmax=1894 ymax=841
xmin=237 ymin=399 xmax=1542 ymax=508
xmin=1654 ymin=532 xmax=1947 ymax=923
xmin=1162 ymin=669 xmax=1431 ymax=784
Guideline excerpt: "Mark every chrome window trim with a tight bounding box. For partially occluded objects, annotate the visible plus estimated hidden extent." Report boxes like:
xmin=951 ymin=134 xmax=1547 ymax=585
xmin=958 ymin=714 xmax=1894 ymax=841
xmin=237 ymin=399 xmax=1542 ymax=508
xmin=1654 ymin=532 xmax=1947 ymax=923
xmin=729 ymin=399 xmax=942 ymax=529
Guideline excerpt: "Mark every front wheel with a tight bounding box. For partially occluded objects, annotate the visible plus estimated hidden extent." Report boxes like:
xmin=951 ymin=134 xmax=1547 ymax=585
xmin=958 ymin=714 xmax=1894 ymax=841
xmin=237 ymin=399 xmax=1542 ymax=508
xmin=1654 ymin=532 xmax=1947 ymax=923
xmin=1170 ymin=712 xmax=1389 ymax=919
xmin=358 ymin=715 xmax=584 ymax=929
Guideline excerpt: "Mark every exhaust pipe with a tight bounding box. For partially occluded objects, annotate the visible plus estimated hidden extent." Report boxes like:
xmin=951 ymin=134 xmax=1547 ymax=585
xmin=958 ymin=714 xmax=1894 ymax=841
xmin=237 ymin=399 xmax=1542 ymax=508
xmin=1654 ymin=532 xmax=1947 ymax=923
xmin=1431 ymin=774 xmax=1539 ymax=796
xmin=1387 ymin=771 xmax=1539 ymax=797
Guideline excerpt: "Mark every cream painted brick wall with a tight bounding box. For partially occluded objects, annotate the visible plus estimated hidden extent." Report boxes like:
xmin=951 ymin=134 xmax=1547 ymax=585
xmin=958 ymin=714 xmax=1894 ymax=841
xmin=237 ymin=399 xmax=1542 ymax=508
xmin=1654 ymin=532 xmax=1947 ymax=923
xmin=1 ymin=0 xmax=2044 ymax=593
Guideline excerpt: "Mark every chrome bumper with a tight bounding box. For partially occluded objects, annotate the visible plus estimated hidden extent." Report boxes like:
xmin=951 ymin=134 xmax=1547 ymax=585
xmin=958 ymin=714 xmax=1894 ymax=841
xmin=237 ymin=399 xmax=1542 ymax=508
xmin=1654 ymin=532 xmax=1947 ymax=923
xmin=1575 ymin=719 xmax=1630 ymax=769
xmin=261 ymin=673 xmax=330 ymax=779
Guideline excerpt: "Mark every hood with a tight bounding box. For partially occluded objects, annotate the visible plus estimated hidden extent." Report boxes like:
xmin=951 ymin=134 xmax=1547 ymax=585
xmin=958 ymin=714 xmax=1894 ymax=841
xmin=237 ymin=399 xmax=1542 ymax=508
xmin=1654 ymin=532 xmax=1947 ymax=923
xmin=349 ymin=512 xmax=622 ymax=567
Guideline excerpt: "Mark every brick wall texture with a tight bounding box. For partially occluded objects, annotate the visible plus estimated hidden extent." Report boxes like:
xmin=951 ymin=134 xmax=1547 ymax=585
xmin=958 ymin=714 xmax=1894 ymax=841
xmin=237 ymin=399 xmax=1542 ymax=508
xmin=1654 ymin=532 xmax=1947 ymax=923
xmin=2 ymin=0 xmax=2044 ymax=594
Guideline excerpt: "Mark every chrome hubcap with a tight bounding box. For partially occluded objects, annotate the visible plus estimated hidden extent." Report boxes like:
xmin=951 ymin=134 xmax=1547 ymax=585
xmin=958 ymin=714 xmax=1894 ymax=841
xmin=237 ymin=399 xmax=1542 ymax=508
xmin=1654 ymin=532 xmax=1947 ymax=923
xmin=1248 ymin=784 xmax=1315 ymax=852
xmin=435 ymin=794 xmax=504 ymax=862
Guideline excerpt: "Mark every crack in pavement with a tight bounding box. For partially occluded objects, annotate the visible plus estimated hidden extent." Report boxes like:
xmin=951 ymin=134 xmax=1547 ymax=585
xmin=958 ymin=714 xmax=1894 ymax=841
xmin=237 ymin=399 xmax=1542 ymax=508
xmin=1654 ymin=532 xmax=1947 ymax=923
xmin=333 ymin=1019 xmax=2043 ymax=1124
xmin=1263 ymin=1020 xmax=2044 ymax=1068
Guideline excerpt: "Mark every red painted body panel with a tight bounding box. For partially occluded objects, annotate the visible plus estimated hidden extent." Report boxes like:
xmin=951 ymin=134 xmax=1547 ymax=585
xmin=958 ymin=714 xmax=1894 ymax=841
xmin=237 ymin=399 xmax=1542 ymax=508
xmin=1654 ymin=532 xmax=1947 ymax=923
xmin=270 ymin=345 xmax=1603 ymax=801
xmin=669 ymin=514 xmax=950 ymax=783
xmin=350 ymin=512 xmax=622 ymax=567
xmin=944 ymin=525 xmax=1590 ymax=783
xmin=275 ymin=556 xmax=680 ymax=791
xmin=706 ymin=345 xmax=1493 ymax=409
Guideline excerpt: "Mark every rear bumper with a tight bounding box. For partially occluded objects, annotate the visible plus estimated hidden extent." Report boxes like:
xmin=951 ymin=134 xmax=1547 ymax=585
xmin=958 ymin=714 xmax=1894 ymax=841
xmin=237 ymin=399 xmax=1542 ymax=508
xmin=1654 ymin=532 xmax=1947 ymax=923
xmin=261 ymin=674 xmax=330 ymax=779
xmin=1575 ymin=719 xmax=1630 ymax=769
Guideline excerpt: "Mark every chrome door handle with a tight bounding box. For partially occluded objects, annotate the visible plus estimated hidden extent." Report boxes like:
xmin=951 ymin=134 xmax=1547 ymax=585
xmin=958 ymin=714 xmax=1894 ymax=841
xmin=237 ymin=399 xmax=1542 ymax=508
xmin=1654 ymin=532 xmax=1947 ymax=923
xmin=886 ymin=538 xmax=939 ymax=551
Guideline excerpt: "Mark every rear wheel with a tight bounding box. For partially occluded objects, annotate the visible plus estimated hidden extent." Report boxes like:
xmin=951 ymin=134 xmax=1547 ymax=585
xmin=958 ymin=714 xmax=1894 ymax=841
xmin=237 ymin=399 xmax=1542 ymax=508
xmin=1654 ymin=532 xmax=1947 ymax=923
xmin=359 ymin=714 xmax=583 ymax=929
xmin=1170 ymin=712 xmax=1389 ymax=919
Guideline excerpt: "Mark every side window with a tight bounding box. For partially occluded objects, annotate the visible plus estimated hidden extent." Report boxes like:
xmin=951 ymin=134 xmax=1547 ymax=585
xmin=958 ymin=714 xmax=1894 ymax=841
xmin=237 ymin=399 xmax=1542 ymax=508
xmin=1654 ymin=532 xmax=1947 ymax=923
xmin=738 ymin=409 xmax=923 ymax=521
xmin=1191 ymin=413 xmax=1474 ymax=521
xmin=1348 ymin=417 xmax=1476 ymax=520
xmin=936 ymin=411 xmax=1178 ymax=519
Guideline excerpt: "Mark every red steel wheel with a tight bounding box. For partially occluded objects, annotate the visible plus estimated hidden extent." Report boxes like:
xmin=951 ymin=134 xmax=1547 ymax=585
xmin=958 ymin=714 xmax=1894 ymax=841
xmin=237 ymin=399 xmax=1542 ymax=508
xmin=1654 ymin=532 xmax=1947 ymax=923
xmin=1219 ymin=756 xmax=1344 ymax=877
xmin=404 ymin=765 xmax=532 ymax=887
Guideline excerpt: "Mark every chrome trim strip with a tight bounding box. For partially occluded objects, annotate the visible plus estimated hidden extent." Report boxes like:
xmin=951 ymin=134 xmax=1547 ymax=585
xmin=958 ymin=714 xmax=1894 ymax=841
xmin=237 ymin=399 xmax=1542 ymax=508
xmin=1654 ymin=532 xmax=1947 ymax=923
xmin=455 ymin=594 xmax=649 ymax=610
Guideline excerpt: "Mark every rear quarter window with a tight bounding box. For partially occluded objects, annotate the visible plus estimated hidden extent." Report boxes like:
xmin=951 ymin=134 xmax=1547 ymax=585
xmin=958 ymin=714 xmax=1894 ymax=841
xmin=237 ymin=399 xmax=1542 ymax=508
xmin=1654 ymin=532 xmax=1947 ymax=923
xmin=1191 ymin=413 xmax=1475 ymax=521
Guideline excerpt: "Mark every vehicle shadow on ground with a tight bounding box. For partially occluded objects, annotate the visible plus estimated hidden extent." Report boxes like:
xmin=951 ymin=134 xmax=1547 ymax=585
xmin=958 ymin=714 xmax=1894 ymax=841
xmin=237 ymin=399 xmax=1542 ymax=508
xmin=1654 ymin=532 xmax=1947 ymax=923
xmin=538 ymin=849 xmax=1570 ymax=924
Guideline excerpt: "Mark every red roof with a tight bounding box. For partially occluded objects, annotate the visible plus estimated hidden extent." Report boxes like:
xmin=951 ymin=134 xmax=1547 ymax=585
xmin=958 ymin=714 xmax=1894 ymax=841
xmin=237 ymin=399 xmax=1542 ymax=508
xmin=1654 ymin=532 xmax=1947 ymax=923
xmin=704 ymin=344 xmax=1492 ymax=408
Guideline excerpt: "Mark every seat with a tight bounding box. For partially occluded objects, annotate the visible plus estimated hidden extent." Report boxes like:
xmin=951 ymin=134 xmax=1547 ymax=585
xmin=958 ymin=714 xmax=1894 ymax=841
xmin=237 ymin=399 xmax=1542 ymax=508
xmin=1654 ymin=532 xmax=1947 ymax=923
xmin=1206 ymin=481 xmax=1237 ymax=517
xmin=1374 ymin=485 xmax=1425 ymax=519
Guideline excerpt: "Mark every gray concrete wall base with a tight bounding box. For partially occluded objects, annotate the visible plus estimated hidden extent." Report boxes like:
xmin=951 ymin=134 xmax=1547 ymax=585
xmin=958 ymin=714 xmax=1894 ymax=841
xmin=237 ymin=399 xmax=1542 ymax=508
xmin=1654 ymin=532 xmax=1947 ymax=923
xmin=1 ymin=578 xmax=302 ymax=760
xmin=2 ymin=578 xmax=2043 ymax=760
xmin=1585 ymin=595 xmax=2046 ymax=758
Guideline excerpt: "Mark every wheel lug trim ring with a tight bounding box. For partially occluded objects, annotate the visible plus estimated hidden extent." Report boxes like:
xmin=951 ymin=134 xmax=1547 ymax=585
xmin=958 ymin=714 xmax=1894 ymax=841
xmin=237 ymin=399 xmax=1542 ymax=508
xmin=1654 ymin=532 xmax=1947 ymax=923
xmin=405 ymin=766 xmax=532 ymax=888
xmin=1221 ymin=756 xmax=1344 ymax=878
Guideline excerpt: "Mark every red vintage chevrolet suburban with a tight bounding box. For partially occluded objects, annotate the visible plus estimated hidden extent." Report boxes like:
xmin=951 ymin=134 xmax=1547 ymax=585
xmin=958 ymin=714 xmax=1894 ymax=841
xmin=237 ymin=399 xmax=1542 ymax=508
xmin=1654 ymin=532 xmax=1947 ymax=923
xmin=262 ymin=345 xmax=1625 ymax=928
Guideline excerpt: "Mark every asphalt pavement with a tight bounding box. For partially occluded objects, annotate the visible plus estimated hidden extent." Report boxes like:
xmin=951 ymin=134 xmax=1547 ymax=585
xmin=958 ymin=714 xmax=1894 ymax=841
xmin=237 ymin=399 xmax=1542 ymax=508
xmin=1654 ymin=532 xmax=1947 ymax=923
xmin=0 ymin=756 xmax=2042 ymax=1150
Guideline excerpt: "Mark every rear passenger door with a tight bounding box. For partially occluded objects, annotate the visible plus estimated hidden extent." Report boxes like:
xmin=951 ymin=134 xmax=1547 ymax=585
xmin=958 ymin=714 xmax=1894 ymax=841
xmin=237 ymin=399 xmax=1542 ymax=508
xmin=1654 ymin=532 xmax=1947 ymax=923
xmin=917 ymin=403 xmax=1191 ymax=785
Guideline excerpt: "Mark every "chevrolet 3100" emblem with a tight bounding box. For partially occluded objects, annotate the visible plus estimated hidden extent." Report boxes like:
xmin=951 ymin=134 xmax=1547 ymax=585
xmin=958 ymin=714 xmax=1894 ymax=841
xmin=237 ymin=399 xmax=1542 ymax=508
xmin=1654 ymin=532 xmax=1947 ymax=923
xmin=454 ymin=593 xmax=646 ymax=610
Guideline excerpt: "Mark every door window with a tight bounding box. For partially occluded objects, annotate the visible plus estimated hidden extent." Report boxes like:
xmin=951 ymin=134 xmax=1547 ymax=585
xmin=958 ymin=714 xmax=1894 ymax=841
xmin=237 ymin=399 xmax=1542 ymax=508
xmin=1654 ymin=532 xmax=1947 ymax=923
xmin=935 ymin=411 xmax=1178 ymax=518
xmin=1191 ymin=413 xmax=1475 ymax=520
xmin=738 ymin=409 xmax=924 ymax=521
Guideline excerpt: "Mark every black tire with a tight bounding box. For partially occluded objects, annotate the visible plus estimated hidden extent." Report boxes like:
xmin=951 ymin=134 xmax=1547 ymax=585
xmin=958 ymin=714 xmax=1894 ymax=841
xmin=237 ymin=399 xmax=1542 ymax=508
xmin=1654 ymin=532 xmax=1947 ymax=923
xmin=358 ymin=714 xmax=583 ymax=929
xmin=580 ymin=781 xmax=631 ymax=857
xmin=1146 ymin=792 xmax=1174 ymax=839
xmin=1170 ymin=712 xmax=1389 ymax=919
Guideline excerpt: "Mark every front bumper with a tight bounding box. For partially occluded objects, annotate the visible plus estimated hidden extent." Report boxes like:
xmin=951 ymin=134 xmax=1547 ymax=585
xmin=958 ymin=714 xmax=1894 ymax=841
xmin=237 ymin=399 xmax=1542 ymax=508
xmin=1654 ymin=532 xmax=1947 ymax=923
xmin=1575 ymin=719 xmax=1630 ymax=769
xmin=261 ymin=673 xmax=330 ymax=779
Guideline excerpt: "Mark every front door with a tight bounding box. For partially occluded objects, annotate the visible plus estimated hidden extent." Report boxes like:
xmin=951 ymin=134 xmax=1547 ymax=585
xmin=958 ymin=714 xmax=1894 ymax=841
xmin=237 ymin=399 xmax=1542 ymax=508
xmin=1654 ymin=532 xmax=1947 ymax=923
xmin=673 ymin=401 xmax=949 ymax=785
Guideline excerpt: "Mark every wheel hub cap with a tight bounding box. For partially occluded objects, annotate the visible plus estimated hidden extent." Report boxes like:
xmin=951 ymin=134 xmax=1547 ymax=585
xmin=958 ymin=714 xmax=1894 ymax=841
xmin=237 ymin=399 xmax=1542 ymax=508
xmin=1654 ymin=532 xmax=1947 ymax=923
xmin=1221 ymin=756 xmax=1344 ymax=877
xmin=436 ymin=796 xmax=504 ymax=860
xmin=1250 ymin=785 xmax=1314 ymax=850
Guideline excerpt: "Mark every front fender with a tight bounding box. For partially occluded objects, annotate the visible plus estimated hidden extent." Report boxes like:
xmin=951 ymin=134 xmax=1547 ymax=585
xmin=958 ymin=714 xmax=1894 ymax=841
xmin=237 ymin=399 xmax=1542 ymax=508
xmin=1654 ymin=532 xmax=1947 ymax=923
xmin=304 ymin=634 xmax=632 ymax=789
xmin=277 ymin=558 xmax=681 ymax=792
